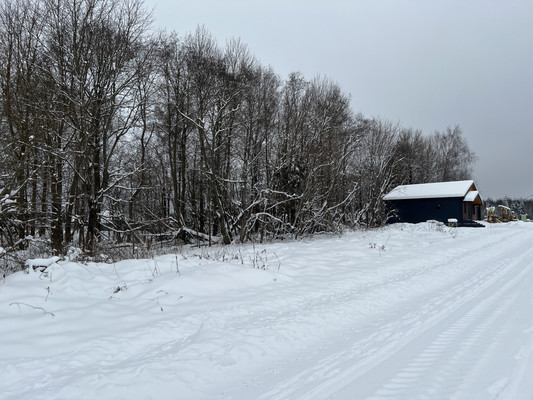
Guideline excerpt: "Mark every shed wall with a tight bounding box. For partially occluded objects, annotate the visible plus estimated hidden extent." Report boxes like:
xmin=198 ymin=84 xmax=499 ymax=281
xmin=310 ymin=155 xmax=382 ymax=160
xmin=387 ymin=197 xmax=464 ymax=224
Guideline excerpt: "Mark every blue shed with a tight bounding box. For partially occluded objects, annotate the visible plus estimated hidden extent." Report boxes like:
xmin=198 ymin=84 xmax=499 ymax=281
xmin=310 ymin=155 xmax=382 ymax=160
xmin=383 ymin=180 xmax=483 ymax=226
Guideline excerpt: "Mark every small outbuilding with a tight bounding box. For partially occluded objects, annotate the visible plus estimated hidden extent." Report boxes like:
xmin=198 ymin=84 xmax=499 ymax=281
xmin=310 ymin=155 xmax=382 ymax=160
xmin=383 ymin=180 xmax=483 ymax=226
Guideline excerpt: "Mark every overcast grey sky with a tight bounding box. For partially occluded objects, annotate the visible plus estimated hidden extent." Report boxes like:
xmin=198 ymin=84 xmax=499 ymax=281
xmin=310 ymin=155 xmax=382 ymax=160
xmin=144 ymin=0 xmax=533 ymax=199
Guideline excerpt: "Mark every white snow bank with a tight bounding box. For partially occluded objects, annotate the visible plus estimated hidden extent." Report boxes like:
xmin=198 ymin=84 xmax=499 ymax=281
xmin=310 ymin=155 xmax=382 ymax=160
xmin=1 ymin=222 xmax=533 ymax=400
xmin=25 ymin=256 xmax=60 ymax=271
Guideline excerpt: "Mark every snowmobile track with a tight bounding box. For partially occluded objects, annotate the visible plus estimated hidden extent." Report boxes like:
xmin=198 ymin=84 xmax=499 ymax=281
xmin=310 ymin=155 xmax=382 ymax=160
xmin=256 ymin=229 xmax=533 ymax=400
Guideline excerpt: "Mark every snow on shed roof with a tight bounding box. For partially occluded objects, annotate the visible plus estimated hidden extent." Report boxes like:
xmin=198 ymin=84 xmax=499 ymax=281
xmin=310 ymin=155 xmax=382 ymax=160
xmin=463 ymin=190 xmax=482 ymax=203
xmin=383 ymin=180 xmax=475 ymax=201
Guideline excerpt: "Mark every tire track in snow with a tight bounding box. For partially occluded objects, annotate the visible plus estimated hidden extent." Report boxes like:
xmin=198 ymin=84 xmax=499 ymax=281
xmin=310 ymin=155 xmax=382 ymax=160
xmin=358 ymin=246 xmax=532 ymax=400
xmin=253 ymin=227 xmax=533 ymax=400
xmin=224 ymin=225 xmax=523 ymax=340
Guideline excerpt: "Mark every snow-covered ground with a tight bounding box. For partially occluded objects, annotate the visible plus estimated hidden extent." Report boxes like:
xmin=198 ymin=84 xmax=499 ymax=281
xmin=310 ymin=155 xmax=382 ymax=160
xmin=2 ymin=221 xmax=533 ymax=400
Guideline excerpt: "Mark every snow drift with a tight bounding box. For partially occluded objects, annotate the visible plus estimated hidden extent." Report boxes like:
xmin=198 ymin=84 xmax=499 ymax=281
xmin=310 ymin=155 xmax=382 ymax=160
xmin=1 ymin=221 xmax=533 ymax=400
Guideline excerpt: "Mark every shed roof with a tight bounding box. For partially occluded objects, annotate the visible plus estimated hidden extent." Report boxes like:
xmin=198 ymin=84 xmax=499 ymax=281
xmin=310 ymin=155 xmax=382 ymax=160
xmin=383 ymin=180 xmax=475 ymax=201
xmin=463 ymin=190 xmax=482 ymax=203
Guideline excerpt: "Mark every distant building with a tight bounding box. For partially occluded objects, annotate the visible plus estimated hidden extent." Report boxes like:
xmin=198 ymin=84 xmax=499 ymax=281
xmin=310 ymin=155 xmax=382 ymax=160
xmin=383 ymin=180 xmax=483 ymax=226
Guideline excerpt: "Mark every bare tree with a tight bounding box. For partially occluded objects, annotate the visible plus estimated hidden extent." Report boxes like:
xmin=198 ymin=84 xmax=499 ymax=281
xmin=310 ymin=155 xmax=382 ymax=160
xmin=431 ymin=125 xmax=476 ymax=182
xmin=39 ymin=0 xmax=152 ymax=252
xmin=352 ymin=118 xmax=401 ymax=227
xmin=0 ymin=0 xmax=48 ymax=246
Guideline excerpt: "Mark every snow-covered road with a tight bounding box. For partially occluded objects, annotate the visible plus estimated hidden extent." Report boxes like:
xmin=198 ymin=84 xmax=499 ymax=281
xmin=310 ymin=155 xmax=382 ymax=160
xmin=1 ymin=222 xmax=533 ymax=400
xmin=257 ymin=226 xmax=533 ymax=400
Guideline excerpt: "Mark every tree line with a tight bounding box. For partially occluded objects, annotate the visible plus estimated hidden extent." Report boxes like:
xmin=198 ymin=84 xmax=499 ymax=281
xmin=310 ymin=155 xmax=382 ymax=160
xmin=0 ymin=0 xmax=476 ymax=260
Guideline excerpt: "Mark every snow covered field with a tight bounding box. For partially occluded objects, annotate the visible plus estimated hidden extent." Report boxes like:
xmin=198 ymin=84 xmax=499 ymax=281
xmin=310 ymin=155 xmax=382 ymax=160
xmin=2 ymin=221 xmax=533 ymax=400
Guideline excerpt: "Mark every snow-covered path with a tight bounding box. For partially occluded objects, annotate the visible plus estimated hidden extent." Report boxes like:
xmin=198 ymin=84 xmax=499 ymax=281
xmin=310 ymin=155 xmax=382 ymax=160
xmin=1 ymin=222 xmax=533 ymax=400
xmin=257 ymin=227 xmax=533 ymax=400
